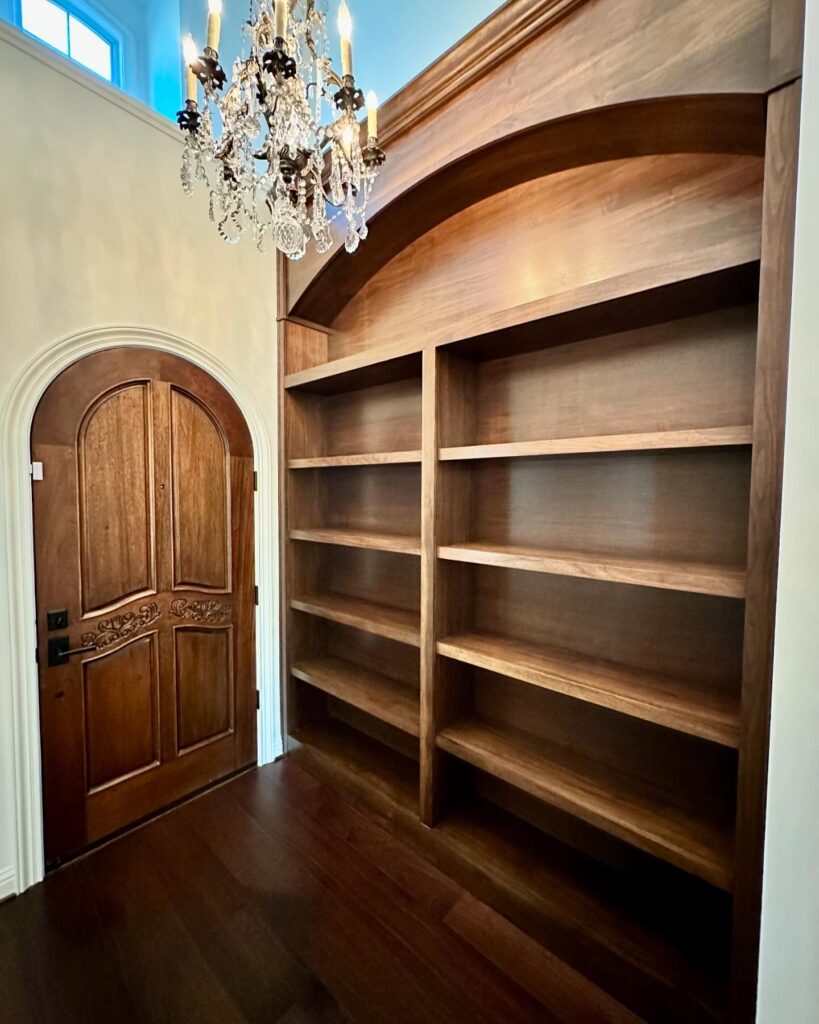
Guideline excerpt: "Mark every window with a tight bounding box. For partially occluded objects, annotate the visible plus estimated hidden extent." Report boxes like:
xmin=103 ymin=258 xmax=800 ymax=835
xmin=19 ymin=0 xmax=119 ymax=84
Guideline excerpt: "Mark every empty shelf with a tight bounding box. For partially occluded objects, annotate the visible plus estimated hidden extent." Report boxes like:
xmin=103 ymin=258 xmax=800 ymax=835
xmin=437 ymin=632 xmax=739 ymax=747
xmin=290 ymin=451 xmax=423 ymax=469
xmin=293 ymin=655 xmax=420 ymax=736
xmin=437 ymin=718 xmax=734 ymax=890
xmin=290 ymin=717 xmax=419 ymax=814
xmin=438 ymin=543 xmax=746 ymax=598
xmin=292 ymin=593 xmax=421 ymax=647
xmin=439 ymin=426 xmax=753 ymax=461
xmin=291 ymin=528 xmax=422 ymax=556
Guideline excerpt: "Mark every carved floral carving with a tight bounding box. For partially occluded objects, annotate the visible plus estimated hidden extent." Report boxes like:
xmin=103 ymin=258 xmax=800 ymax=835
xmin=170 ymin=599 xmax=232 ymax=624
xmin=81 ymin=603 xmax=161 ymax=649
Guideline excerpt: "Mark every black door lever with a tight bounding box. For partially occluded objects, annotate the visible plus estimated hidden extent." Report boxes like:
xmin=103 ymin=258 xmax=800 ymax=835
xmin=47 ymin=636 xmax=97 ymax=668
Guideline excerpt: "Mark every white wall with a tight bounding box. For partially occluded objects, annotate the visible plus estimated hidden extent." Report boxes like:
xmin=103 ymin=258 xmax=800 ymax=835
xmin=756 ymin=1 xmax=819 ymax=1020
xmin=0 ymin=23 xmax=280 ymax=899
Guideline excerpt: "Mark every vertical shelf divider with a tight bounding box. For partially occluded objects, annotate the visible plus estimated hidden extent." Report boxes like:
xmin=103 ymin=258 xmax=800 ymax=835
xmin=420 ymin=348 xmax=439 ymax=823
xmin=421 ymin=350 xmax=477 ymax=824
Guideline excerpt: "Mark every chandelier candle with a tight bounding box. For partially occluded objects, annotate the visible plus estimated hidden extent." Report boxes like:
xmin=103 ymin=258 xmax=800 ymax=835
xmin=183 ymin=34 xmax=198 ymax=102
xmin=207 ymin=0 xmax=222 ymax=51
xmin=275 ymin=0 xmax=287 ymax=40
xmin=367 ymin=91 xmax=378 ymax=138
xmin=338 ymin=2 xmax=353 ymax=77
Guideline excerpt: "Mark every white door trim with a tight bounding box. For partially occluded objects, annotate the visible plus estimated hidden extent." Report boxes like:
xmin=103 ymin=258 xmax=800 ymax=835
xmin=1 ymin=326 xmax=282 ymax=895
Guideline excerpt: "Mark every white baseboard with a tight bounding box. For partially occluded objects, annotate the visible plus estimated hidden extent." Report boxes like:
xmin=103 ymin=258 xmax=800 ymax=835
xmin=0 ymin=866 xmax=18 ymax=902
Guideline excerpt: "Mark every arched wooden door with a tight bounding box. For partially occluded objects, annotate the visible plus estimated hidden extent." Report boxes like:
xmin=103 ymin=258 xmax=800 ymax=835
xmin=32 ymin=349 xmax=257 ymax=866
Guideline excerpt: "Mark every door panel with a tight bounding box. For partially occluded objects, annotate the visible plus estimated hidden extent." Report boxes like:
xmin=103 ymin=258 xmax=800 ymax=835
xmin=79 ymin=383 xmax=156 ymax=613
xmin=84 ymin=634 xmax=160 ymax=791
xmin=170 ymin=388 xmax=230 ymax=592
xmin=175 ymin=626 xmax=233 ymax=753
xmin=33 ymin=349 xmax=256 ymax=866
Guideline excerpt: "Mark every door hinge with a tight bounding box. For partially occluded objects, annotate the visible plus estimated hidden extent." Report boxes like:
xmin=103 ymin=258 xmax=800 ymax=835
xmin=253 ymin=470 xmax=258 ymax=492
xmin=254 ymin=585 xmax=259 ymax=606
xmin=30 ymin=462 xmax=44 ymax=481
xmin=256 ymin=689 xmax=261 ymax=711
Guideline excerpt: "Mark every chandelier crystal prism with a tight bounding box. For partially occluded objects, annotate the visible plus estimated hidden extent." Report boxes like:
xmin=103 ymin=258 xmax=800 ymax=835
xmin=177 ymin=0 xmax=385 ymax=261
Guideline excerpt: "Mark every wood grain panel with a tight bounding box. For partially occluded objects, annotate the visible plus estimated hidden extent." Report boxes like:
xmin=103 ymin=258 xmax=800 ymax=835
xmin=438 ymin=716 xmax=735 ymax=889
xmin=175 ymin=627 xmax=234 ymax=753
xmin=79 ymin=383 xmax=155 ymax=613
xmin=34 ymin=349 xmax=256 ymax=864
xmin=171 ymin=388 xmax=230 ymax=592
xmin=320 ymin=620 xmax=420 ymax=690
xmin=468 ymin=564 xmax=744 ymax=689
xmin=290 ymin=0 xmax=778 ymax=315
xmin=84 ymin=635 xmax=159 ymax=792
xmin=330 ymin=155 xmax=763 ymax=358
xmin=295 ymin=97 xmax=766 ymax=326
xmin=731 ymin=82 xmax=803 ymax=1024
xmin=441 ymin=306 xmax=757 ymax=448
xmin=290 ymin=464 xmax=422 ymax=540
xmin=322 ymin=378 xmax=423 ymax=458
xmin=454 ymin=449 xmax=752 ymax=570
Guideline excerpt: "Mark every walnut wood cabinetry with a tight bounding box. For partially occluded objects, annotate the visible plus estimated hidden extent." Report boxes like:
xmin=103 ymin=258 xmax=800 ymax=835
xmin=278 ymin=2 xmax=804 ymax=1020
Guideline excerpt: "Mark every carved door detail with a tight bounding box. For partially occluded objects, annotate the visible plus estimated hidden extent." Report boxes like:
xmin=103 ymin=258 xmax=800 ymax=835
xmin=33 ymin=349 xmax=256 ymax=865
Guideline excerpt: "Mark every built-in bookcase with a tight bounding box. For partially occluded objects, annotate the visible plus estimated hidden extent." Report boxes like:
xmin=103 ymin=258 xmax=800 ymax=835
xmin=280 ymin=257 xmax=759 ymax=1023
xmin=278 ymin=63 xmax=801 ymax=1018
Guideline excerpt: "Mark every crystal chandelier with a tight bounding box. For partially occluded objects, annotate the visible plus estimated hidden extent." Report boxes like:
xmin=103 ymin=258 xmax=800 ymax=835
xmin=176 ymin=0 xmax=386 ymax=260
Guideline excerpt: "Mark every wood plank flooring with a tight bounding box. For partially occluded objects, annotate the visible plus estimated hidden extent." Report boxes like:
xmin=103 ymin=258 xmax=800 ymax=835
xmin=0 ymin=758 xmax=644 ymax=1024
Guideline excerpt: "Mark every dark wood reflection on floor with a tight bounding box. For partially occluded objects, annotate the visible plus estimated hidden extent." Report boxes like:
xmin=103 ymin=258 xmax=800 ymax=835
xmin=0 ymin=758 xmax=635 ymax=1024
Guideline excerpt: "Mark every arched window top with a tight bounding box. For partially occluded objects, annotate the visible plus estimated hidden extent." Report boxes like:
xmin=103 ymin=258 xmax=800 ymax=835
xmin=17 ymin=0 xmax=120 ymax=85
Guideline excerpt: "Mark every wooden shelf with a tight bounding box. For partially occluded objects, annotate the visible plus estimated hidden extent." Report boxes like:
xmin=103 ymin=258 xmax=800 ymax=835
xmin=284 ymin=344 xmax=422 ymax=395
xmin=440 ymin=426 xmax=753 ymax=462
xmin=437 ymin=800 xmax=730 ymax=1024
xmin=289 ymin=451 xmax=423 ymax=470
xmin=438 ymin=632 xmax=739 ymax=748
xmin=437 ymin=718 xmax=734 ymax=890
xmin=291 ymin=528 xmax=422 ymax=556
xmin=439 ymin=259 xmax=760 ymax=361
xmin=288 ymin=734 xmax=729 ymax=1024
xmin=439 ymin=543 xmax=746 ymax=599
xmin=292 ymin=593 xmax=421 ymax=647
xmin=289 ymin=717 xmax=419 ymax=815
xmin=293 ymin=655 xmax=419 ymax=736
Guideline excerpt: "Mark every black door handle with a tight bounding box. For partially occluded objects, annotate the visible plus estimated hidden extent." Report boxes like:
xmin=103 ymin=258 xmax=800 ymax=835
xmin=47 ymin=636 xmax=97 ymax=668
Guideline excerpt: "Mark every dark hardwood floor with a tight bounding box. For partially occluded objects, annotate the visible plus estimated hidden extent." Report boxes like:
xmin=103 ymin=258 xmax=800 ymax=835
xmin=0 ymin=758 xmax=638 ymax=1024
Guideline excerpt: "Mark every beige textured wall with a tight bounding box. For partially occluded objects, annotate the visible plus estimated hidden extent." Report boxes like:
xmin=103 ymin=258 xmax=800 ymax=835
xmin=0 ymin=24 xmax=280 ymax=897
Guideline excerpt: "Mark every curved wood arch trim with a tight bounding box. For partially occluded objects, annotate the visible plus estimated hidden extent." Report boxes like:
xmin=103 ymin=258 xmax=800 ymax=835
xmin=291 ymin=94 xmax=766 ymax=326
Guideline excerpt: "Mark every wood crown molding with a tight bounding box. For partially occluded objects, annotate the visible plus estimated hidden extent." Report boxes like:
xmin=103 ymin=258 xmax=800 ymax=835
xmin=378 ymin=0 xmax=590 ymax=147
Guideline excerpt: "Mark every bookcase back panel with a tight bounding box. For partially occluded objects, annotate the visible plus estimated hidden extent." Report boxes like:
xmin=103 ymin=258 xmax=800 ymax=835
xmin=330 ymin=154 xmax=763 ymax=358
xmin=446 ymin=306 xmax=757 ymax=447
xmin=304 ymin=547 xmax=421 ymax=613
xmin=471 ymin=669 xmax=738 ymax=820
xmin=321 ymin=621 xmax=420 ymax=688
xmin=469 ymin=565 xmax=744 ymax=689
xmin=474 ymin=771 xmax=734 ymax=945
xmin=453 ymin=449 xmax=751 ymax=567
xmin=328 ymin=700 xmax=420 ymax=761
xmin=290 ymin=464 xmax=422 ymax=536
xmin=288 ymin=379 xmax=422 ymax=458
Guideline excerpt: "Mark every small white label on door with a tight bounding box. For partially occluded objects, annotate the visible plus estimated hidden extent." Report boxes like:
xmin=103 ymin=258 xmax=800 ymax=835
xmin=31 ymin=462 xmax=44 ymax=481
